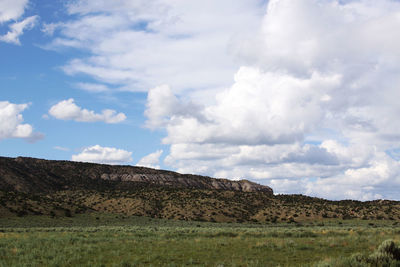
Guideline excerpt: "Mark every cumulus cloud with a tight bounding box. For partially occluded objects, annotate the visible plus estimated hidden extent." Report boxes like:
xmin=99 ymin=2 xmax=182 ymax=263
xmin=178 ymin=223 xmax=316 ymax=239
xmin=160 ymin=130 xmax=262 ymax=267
xmin=48 ymin=98 xmax=126 ymax=123
xmin=136 ymin=150 xmax=163 ymax=169
xmin=72 ymin=145 xmax=132 ymax=164
xmin=0 ymin=0 xmax=29 ymax=23
xmin=47 ymin=0 xmax=265 ymax=92
xmin=144 ymin=0 xmax=400 ymax=200
xmin=268 ymin=148 xmax=400 ymax=201
xmin=145 ymin=85 xmax=204 ymax=129
xmin=42 ymin=0 xmax=400 ymax=200
xmin=0 ymin=101 xmax=37 ymax=141
xmin=147 ymin=68 xmax=341 ymax=145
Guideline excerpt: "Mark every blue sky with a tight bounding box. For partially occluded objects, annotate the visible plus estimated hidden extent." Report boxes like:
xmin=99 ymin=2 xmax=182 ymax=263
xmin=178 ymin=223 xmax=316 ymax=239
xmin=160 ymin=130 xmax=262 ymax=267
xmin=2 ymin=0 xmax=400 ymax=200
xmin=1 ymin=0 xmax=166 ymax=163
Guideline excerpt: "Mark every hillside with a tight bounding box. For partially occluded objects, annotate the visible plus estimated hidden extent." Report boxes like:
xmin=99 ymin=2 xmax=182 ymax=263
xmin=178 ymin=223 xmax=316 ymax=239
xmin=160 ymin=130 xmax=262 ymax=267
xmin=0 ymin=156 xmax=272 ymax=194
xmin=0 ymin=156 xmax=399 ymax=223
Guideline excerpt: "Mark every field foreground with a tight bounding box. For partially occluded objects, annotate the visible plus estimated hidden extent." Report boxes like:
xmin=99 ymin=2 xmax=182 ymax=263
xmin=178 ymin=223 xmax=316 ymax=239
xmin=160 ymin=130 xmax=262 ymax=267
xmin=0 ymin=214 xmax=399 ymax=266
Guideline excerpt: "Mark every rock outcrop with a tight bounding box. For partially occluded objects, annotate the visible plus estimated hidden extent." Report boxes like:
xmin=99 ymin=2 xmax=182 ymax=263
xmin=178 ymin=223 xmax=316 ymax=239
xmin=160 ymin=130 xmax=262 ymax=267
xmin=0 ymin=156 xmax=273 ymax=194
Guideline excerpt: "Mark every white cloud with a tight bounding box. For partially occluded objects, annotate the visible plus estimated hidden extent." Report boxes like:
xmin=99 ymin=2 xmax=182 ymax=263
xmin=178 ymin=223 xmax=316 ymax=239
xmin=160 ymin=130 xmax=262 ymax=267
xmin=136 ymin=150 xmax=163 ymax=169
xmin=72 ymin=145 xmax=132 ymax=164
xmin=0 ymin=101 xmax=36 ymax=140
xmin=0 ymin=0 xmax=38 ymax=45
xmin=41 ymin=22 xmax=59 ymax=36
xmin=48 ymin=98 xmax=126 ymax=123
xmin=75 ymin=82 xmax=109 ymax=93
xmin=47 ymin=0 xmax=265 ymax=92
xmin=145 ymin=85 xmax=204 ymax=129
xmin=0 ymin=0 xmax=29 ymax=23
xmin=0 ymin=15 xmax=38 ymax=45
xmin=147 ymin=68 xmax=341 ymax=146
xmin=143 ymin=0 xmax=400 ymax=200
xmin=44 ymin=0 xmax=400 ymax=200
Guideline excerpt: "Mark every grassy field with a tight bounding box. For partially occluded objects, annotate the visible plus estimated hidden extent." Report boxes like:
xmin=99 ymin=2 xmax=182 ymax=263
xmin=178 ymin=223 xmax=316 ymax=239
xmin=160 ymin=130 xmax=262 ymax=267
xmin=0 ymin=214 xmax=399 ymax=266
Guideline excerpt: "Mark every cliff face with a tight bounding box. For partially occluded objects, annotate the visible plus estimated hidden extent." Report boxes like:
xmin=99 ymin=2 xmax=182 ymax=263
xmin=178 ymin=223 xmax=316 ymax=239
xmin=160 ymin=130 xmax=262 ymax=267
xmin=0 ymin=157 xmax=273 ymax=194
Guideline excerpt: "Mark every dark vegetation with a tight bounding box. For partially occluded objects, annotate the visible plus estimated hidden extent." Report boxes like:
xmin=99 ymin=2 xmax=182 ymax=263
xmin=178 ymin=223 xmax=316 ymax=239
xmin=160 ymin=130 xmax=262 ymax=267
xmin=316 ymin=239 xmax=400 ymax=266
xmin=1 ymin=189 xmax=400 ymax=224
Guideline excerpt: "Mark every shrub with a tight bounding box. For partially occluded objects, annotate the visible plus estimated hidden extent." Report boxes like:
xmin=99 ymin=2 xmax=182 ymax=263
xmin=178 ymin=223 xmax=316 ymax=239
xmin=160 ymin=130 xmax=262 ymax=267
xmin=315 ymin=240 xmax=400 ymax=267
xmin=17 ymin=210 xmax=27 ymax=217
xmin=64 ymin=209 xmax=72 ymax=217
xmin=314 ymin=254 xmax=368 ymax=267
xmin=366 ymin=239 xmax=400 ymax=265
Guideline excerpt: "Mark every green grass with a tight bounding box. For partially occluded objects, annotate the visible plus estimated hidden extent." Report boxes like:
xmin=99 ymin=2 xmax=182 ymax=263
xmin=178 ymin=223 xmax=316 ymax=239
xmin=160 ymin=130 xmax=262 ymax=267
xmin=0 ymin=214 xmax=399 ymax=266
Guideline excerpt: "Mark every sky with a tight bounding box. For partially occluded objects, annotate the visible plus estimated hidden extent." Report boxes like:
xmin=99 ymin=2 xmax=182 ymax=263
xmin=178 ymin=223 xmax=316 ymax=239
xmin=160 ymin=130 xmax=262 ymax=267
xmin=1 ymin=0 xmax=400 ymax=200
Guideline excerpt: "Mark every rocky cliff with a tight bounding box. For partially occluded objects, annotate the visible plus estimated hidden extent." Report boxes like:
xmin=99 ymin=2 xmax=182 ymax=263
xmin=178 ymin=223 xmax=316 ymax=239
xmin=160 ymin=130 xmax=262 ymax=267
xmin=0 ymin=156 xmax=273 ymax=194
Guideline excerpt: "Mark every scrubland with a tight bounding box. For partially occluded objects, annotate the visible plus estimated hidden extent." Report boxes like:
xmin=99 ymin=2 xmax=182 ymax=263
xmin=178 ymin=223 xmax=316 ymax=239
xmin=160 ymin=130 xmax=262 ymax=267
xmin=0 ymin=214 xmax=399 ymax=266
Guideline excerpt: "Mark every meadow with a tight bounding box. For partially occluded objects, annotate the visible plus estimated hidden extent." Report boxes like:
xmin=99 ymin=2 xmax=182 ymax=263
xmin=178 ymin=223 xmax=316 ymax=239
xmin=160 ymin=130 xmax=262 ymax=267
xmin=0 ymin=214 xmax=399 ymax=266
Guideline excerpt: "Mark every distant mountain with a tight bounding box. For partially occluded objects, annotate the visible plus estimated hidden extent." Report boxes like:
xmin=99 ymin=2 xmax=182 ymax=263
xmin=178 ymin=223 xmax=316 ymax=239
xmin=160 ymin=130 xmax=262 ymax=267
xmin=0 ymin=156 xmax=273 ymax=194
xmin=0 ymin=156 xmax=399 ymax=223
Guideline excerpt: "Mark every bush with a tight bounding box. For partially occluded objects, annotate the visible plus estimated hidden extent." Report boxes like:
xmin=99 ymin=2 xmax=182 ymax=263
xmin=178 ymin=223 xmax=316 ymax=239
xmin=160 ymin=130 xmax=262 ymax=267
xmin=64 ymin=209 xmax=72 ymax=217
xmin=314 ymin=254 xmax=369 ymax=267
xmin=315 ymin=240 xmax=400 ymax=267
xmin=366 ymin=240 xmax=400 ymax=266
xmin=376 ymin=240 xmax=400 ymax=260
